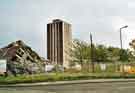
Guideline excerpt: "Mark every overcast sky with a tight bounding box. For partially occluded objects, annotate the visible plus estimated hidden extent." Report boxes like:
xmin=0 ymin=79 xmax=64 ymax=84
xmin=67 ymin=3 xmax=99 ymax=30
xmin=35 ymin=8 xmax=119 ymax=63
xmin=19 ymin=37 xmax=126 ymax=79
xmin=0 ymin=0 xmax=135 ymax=58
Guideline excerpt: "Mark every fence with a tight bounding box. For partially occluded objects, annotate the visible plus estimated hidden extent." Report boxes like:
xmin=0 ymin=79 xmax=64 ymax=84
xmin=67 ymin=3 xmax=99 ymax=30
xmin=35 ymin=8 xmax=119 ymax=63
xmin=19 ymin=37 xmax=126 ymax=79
xmin=71 ymin=61 xmax=135 ymax=74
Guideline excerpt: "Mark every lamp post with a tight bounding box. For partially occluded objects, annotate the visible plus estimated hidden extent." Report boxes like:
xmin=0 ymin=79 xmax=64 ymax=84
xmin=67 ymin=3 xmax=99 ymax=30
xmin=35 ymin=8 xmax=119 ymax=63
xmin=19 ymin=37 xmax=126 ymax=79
xmin=120 ymin=25 xmax=128 ymax=50
xmin=119 ymin=25 xmax=128 ymax=73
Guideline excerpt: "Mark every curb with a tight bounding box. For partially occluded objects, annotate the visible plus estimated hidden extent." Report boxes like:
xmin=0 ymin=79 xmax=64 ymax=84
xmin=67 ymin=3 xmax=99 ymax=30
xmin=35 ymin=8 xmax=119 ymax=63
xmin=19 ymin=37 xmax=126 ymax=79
xmin=1 ymin=79 xmax=135 ymax=87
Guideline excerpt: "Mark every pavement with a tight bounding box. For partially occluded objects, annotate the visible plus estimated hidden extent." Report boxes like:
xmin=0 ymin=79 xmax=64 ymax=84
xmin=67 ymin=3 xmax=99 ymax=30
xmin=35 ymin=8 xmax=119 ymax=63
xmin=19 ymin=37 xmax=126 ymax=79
xmin=1 ymin=79 xmax=135 ymax=87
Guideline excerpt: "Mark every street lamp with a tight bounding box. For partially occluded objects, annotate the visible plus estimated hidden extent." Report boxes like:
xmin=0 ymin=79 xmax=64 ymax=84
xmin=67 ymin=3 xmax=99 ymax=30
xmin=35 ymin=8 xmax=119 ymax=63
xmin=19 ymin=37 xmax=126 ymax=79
xmin=119 ymin=25 xmax=128 ymax=73
xmin=120 ymin=25 xmax=128 ymax=49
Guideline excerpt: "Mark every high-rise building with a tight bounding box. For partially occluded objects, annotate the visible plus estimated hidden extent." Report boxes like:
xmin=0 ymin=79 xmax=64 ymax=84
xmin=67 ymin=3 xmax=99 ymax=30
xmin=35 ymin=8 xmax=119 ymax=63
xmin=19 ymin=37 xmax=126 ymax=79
xmin=47 ymin=19 xmax=72 ymax=68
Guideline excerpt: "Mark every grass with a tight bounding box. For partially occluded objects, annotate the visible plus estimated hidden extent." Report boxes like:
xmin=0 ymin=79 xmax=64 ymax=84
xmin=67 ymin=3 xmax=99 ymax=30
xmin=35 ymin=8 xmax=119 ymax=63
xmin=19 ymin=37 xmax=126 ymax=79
xmin=0 ymin=72 xmax=135 ymax=85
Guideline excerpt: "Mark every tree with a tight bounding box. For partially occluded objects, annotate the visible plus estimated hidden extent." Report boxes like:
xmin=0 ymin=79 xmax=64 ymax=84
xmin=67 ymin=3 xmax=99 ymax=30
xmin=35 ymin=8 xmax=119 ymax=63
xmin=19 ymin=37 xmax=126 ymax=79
xmin=95 ymin=45 xmax=108 ymax=62
xmin=107 ymin=47 xmax=120 ymax=62
xmin=129 ymin=39 xmax=135 ymax=61
xmin=68 ymin=39 xmax=134 ymax=68
xmin=68 ymin=39 xmax=91 ymax=67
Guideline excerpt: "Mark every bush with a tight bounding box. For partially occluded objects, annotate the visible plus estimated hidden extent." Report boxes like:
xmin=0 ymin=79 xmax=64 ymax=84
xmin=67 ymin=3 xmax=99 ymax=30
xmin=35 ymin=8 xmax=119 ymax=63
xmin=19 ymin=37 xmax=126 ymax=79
xmin=0 ymin=73 xmax=135 ymax=85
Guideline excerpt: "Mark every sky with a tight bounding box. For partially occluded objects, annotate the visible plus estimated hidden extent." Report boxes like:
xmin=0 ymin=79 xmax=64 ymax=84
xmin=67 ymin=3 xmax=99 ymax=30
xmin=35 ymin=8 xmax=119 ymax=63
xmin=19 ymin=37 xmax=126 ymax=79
xmin=0 ymin=0 xmax=135 ymax=58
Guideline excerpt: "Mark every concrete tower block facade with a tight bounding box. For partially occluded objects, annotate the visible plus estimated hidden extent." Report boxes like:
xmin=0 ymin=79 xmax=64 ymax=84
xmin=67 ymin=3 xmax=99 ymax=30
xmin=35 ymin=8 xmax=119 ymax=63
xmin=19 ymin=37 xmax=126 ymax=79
xmin=47 ymin=19 xmax=72 ymax=68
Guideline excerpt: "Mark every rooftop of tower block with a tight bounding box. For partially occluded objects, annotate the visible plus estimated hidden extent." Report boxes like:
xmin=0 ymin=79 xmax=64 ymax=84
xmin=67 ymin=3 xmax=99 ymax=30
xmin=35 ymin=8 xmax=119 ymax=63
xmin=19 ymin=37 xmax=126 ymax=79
xmin=53 ymin=19 xmax=63 ymax=23
xmin=50 ymin=19 xmax=71 ymax=25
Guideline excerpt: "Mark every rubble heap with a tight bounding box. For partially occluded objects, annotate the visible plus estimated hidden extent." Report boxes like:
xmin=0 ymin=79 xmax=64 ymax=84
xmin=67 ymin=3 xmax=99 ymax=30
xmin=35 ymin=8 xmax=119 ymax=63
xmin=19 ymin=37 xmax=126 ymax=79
xmin=0 ymin=40 xmax=45 ymax=75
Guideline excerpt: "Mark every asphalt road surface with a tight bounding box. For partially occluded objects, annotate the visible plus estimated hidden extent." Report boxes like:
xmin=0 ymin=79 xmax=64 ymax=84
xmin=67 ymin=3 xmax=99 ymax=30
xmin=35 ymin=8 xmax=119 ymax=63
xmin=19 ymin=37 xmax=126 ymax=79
xmin=1 ymin=82 xmax=135 ymax=93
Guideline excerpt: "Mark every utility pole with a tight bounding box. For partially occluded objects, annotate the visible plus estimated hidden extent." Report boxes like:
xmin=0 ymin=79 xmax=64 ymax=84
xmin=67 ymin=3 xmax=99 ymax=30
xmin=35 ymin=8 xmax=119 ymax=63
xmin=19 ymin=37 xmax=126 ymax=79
xmin=90 ymin=33 xmax=94 ymax=73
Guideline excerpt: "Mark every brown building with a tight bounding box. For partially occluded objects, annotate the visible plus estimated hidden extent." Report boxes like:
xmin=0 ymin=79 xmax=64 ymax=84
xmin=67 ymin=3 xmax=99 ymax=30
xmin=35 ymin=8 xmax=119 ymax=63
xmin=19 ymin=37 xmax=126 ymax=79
xmin=47 ymin=19 xmax=72 ymax=68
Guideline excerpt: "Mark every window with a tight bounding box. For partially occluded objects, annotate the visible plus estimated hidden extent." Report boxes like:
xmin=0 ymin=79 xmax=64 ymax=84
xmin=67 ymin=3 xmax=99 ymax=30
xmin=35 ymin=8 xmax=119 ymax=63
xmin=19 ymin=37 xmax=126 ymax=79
xmin=11 ymin=56 xmax=17 ymax=61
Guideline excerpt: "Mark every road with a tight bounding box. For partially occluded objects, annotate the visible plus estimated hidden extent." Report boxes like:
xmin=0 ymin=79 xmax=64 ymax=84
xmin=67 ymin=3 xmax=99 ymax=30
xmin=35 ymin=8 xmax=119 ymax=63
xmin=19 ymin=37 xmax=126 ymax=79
xmin=1 ymin=82 xmax=135 ymax=93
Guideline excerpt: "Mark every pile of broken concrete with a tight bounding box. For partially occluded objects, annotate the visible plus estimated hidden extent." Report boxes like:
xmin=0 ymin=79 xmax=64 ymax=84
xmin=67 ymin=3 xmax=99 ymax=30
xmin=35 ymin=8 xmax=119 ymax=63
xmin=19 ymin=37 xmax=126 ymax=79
xmin=0 ymin=40 xmax=45 ymax=76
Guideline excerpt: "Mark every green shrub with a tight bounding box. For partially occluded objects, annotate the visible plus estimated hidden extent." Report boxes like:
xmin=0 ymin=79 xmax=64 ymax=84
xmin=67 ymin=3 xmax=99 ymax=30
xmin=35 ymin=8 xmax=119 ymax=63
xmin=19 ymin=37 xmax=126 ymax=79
xmin=0 ymin=73 xmax=135 ymax=84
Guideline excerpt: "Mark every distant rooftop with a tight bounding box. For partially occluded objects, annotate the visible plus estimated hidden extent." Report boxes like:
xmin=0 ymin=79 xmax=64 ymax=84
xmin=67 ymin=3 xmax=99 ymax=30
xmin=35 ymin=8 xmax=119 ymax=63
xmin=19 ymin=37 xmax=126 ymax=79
xmin=53 ymin=19 xmax=63 ymax=23
xmin=50 ymin=19 xmax=71 ymax=25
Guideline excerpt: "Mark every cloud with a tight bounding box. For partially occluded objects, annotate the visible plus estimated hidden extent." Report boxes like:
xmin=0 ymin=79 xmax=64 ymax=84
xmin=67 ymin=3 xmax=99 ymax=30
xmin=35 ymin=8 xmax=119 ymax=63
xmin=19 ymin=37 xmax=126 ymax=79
xmin=1 ymin=0 xmax=135 ymax=58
